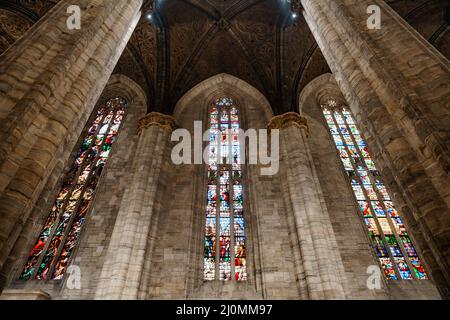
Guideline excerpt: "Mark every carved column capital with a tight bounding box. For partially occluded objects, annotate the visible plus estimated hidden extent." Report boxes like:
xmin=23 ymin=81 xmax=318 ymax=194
xmin=138 ymin=112 xmax=178 ymax=134
xmin=267 ymin=112 xmax=309 ymax=136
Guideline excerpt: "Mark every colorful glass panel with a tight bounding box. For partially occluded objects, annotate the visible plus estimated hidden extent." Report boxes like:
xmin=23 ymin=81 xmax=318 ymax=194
xmin=323 ymin=105 xmax=428 ymax=280
xmin=20 ymin=97 xmax=127 ymax=280
xmin=204 ymin=98 xmax=247 ymax=281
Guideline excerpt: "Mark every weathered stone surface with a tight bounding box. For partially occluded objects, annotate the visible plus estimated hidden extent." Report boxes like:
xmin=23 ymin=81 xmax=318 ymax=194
xmin=0 ymin=0 xmax=448 ymax=301
xmin=299 ymin=73 xmax=441 ymax=300
xmin=0 ymin=289 xmax=51 ymax=300
xmin=302 ymin=0 xmax=450 ymax=298
xmin=275 ymin=112 xmax=347 ymax=299
xmin=94 ymin=113 xmax=175 ymax=300
xmin=0 ymin=0 xmax=143 ymax=292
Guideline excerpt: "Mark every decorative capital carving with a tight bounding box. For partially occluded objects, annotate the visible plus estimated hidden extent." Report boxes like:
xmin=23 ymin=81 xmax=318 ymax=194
xmin=138 ymin=112 xmax=178 ymax=134
xmin=267 ymin=112 xmax=309 ymax=135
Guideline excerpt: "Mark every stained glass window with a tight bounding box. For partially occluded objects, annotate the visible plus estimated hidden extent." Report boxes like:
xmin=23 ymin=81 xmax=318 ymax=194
xmin=19 ymin=97 xmax=127 ymax=281
xmin=204 ymin=97 xmax=247 ymax=282
xmin=322 ymin=102 xmax=428 ymax=280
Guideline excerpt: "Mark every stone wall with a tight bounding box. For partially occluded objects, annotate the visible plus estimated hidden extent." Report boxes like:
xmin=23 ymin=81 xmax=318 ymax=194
xmin=302 ymin=0 xmax=450 ymax=296
xmin=4 ymin=75 xmax=147 ymax=299
xmin=0 ymin=0 xmax=143 ymax=291
xmin=299 ymin=73 xmax=441 ymax=299
xmin=146 ymin=73 xmax=301 ymax=299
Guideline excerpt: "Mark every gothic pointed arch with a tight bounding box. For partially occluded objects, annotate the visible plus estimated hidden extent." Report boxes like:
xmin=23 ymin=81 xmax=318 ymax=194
xmin=299 ymin=73 xmax=441 ymax=299
xmin=146 ymin=73 xmax=274 ymax=299
xmin=4 ymin=75 xmax=147 ymax=298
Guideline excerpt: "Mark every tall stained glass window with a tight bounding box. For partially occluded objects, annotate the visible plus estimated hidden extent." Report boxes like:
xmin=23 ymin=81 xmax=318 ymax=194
xmin=322 ymin=101 xmax=428 ymax=280
xmin=204 ymin=97 xmax=247 ymax=282
xmin=19 ymin=97 xmax=127 ymax=281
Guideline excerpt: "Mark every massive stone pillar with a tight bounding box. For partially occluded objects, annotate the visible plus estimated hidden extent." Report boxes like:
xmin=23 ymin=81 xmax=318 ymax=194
xmin=95 ymin=113 xmax=176 ymax=300
xmin=0 ymin=0 xmax=143 ymax=290
xmin=270 ymin=113 xmax=347 ymax=299
xmin=302 ymin=0 xmax=450 ymax=297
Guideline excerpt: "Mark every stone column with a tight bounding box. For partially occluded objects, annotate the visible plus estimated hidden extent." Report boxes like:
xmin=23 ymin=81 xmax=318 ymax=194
xmin=95 ymin=113 xmax=177 ymax=300
xmin=301 ymin=0 xmax=450 ymax=296
xmin=0 ymin=0 xmax=143 ymax=286
xmin=269 ymin=112 xmax=347 ymax=299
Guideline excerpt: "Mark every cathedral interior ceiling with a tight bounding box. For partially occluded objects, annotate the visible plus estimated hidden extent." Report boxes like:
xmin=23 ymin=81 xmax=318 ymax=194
xmin=0 ymin=0 xmax=448 ymax=115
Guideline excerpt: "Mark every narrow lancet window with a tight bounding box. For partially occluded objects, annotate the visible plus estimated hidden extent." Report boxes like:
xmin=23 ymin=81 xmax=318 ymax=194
xmin=204 ymin=98 xmax=247 ymax=281
xmin=322 ymin=101 xmax=427 ymax=280
xmin=20 ymin=97 xmax=127 ymax=280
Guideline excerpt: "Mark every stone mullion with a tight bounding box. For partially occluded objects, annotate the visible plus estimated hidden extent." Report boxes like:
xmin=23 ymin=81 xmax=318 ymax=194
xmin=372 ymin=186 xmax=419 ymax=280
xmin=302 ymin=0 xmax=450 ymax=294
xmin=215 ymin=174 xmax=220 ymax=281
xmin=330 ymin=109 xmax=402 ymax=280
xmin=228 ymin=110 xmax=236 ymax=282
xmin=47 ymin=109 xmax=119 ymax=280
xmin=342 ymin=112 xmax=404 ymax=280
xmin=213 ymin=122 xmax=220 ymax=280
xmin=230 ymin=165 xmax=235 ymax=283
xmin=28 ymin=108 xmax=108 ymax=279
xmin=46 ymin=173 xmax=92 ymax=280
xmin=30 ymin=171 xmax=81 ymax=280
xmin=228 ymin=164 xmax=236 ymax=282
xmin=372 ymin=189 xmax=421 ymax=280
xmin=340 ymin=109 xmax=420 ymax=279
xmin=29 ymin=110 xmax=108 ymax=280
xmin=0 ymin=0 xmax=143 ymax=278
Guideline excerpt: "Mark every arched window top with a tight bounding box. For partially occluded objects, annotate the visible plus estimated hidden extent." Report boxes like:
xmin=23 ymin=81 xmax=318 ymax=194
xmin=204 ymin=97 xmax=247 ymax=282
xmin=216 ymin=97 xmax=234 ymax=107
xmin=106 ymin=96 xmax=127 ymax=108
xmin=321 ymin=100 xmax=428 ymax=281
xmin=19 ymin=97 xmax=128 ymax=281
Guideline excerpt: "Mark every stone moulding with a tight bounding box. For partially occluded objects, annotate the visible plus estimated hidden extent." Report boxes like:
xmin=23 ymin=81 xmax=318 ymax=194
xmin=138 ymin=112 xmax=178 ymax=133
xmin=0 ymin=289 xmax=51 ymax=300
xmin=267 ymin=112 xmax=309 ymax=136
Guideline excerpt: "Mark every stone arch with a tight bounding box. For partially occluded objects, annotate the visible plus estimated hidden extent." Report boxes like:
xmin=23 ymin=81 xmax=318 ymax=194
xmin=97 ymin=74 xmax=148 ymax=110
xmin=2 ymin=74 xmax=147 ymax=299
xmin=145 ymin=74 xmax=292 ymax=300
xmin=58 ymin=74 xmax=148 ymax=299
xmin=299 ymin=74 xmax=377 ymax=299
xmin=298 ymin=74 xmax=441 ymax=299
xmin=173 ymin=73 xmax=273 ymax=130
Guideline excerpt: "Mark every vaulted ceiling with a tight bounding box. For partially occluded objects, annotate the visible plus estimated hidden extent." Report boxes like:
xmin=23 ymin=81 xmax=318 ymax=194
xmin=0 ymin=0 xmax=449 ymax=115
